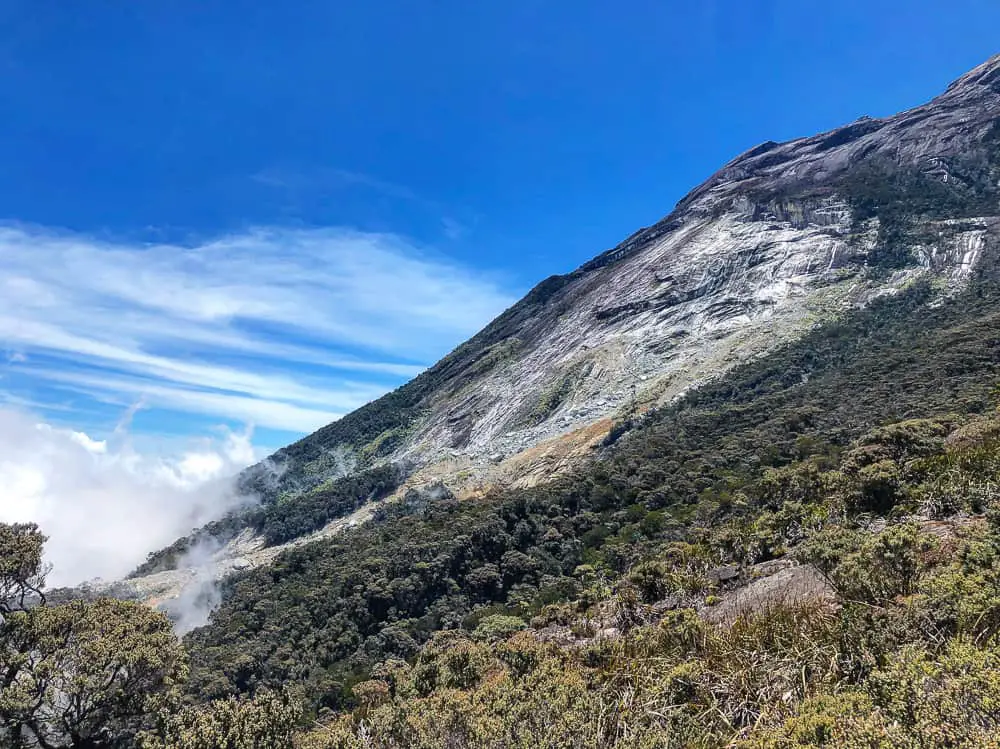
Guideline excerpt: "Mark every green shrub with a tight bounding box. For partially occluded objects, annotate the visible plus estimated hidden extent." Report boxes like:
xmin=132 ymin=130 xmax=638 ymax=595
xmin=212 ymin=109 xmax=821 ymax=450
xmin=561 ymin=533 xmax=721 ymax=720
xmin=472 ymin=615 xmax=528 ymax=643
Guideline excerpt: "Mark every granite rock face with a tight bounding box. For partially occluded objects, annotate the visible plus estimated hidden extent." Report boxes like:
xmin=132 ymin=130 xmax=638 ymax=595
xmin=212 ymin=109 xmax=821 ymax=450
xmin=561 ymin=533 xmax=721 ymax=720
xmin=384 ymin=54 xmax=1000 ymax=477
xmin=132 ymin=56 xmax=1000 ymax=605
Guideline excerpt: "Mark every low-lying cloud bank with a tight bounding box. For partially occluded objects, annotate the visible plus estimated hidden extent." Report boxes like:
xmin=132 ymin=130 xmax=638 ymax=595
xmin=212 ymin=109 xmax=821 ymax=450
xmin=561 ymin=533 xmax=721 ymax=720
xmin=0 ymin=407 xmax=255 ymax=587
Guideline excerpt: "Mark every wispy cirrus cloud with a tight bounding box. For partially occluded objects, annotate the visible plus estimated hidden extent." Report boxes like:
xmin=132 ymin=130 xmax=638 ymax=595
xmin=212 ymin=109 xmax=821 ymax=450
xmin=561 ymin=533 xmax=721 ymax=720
xmin=252 ymin=166 xmax=423 ymax=203
xmin=0 ymin=224 xmax=517 ymax=435
xmin=249 ymin=166 xmax=476 ymax=243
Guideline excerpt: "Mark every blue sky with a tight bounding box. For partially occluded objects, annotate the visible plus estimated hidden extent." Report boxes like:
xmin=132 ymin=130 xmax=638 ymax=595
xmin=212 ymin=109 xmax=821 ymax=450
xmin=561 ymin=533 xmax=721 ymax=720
xmin=1 ymin=0 xmax=999 ymax=456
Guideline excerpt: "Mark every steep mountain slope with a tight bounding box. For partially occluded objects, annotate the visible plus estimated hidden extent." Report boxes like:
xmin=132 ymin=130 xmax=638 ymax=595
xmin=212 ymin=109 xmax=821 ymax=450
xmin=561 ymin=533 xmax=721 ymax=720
xmin=15 ymin=55 xmax=1000 ymax=749
xmin=185 ymin=275 xmax=1000 ymax=721
xmin=133 ymin=55 xmax=1000 ymax=595
xmin=248 ymin=54 xmax=1000 ymax=492
xmin=98 ymin=54 xmax=1000 ymax=747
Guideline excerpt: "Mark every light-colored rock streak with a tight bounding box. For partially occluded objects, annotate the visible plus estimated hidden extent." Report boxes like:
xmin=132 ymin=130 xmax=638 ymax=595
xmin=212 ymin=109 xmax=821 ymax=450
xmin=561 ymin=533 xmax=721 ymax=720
xmin=405 ymin=205 xmax=995 ymax=475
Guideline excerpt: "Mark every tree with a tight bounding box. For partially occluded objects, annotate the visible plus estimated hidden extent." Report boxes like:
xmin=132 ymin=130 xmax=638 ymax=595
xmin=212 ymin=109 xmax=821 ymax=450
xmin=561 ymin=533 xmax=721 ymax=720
xmin=140 ymin=691 xmax=300 ymax=749
xmin=0 ymin=521 xmax=306 ymax=748
xmin=0 ymin=523 xmax=187 ymax=748
xmin=1 ymin=598 xmax=187 ymax=749
xmin=0 ymin=523 xmax=48 ymax=614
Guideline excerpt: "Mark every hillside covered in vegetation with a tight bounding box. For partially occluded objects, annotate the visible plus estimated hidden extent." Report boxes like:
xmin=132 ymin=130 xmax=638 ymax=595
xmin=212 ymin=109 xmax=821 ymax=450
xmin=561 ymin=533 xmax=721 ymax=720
xmin=10 ymin=271 xmax=1000 ymax=747
xmin=6 ymin=55 xmax=1000 ymax=748
xmin=177 ymin=271 xmax=1000 ymax=743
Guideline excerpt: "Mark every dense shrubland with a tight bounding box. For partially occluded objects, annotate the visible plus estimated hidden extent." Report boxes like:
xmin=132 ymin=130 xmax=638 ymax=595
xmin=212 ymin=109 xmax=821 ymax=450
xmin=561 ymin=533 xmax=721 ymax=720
xmin=171 ymin=277 xmax=1000 ymax=746
xmin=14 ymin=405 xmax=1000 ymax=747
xmin=293 ymin=409 xmax=1000 ymax=748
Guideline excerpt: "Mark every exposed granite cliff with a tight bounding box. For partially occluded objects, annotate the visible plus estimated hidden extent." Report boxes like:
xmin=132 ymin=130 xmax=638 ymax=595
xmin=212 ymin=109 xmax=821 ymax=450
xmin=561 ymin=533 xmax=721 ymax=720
xmin=285 ymin=54 xmax=1000 ymax=488
xmin=128 ymin=55 xmax=1000 ymax=609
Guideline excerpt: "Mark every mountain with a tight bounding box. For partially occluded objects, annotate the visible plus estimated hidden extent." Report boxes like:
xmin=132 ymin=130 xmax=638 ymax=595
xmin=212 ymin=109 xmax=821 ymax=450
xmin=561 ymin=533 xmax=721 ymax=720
xmin=260 ymin=55 xmax=997 ymax=490
xmin=50 ymin=54 xmax=1000 ymax=747
xmin=125 ymin=56 xmax=1000 ymax=603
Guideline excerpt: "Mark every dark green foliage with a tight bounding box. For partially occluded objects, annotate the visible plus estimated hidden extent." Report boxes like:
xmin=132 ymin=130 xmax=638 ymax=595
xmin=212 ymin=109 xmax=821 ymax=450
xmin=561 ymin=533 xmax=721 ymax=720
xmin=185 ymin=280 xmax=1000 ymax=716
xmin=252 ymin=464 xmax=402 ymax=545
xmin=132 ymin=514 xmax=247 ymax=577
xmin=133 ymin=466 xmax=402 ymax=576
xmin=184 ymin=492 xmax=589 ymax=708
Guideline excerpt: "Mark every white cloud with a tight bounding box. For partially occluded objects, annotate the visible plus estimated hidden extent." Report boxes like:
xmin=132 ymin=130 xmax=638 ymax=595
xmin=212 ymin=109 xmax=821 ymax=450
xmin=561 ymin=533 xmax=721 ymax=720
xmin=0 ymin=225 xmax=517 ymax=587
xmin=66 ymin=429 xmax=107 ymax=454
xmin=0 ymin=407 xmax=256 ymax=586
xmin=20 ymin=367 xmax=351 ymax=434
xmin=0 ymin=224 xmax=517 ymax=433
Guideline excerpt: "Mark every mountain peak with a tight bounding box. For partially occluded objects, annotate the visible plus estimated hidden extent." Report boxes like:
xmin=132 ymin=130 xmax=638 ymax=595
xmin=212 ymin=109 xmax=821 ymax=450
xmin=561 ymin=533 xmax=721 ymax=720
xmin=944 ymin=53 xmax=1000 ymax=96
